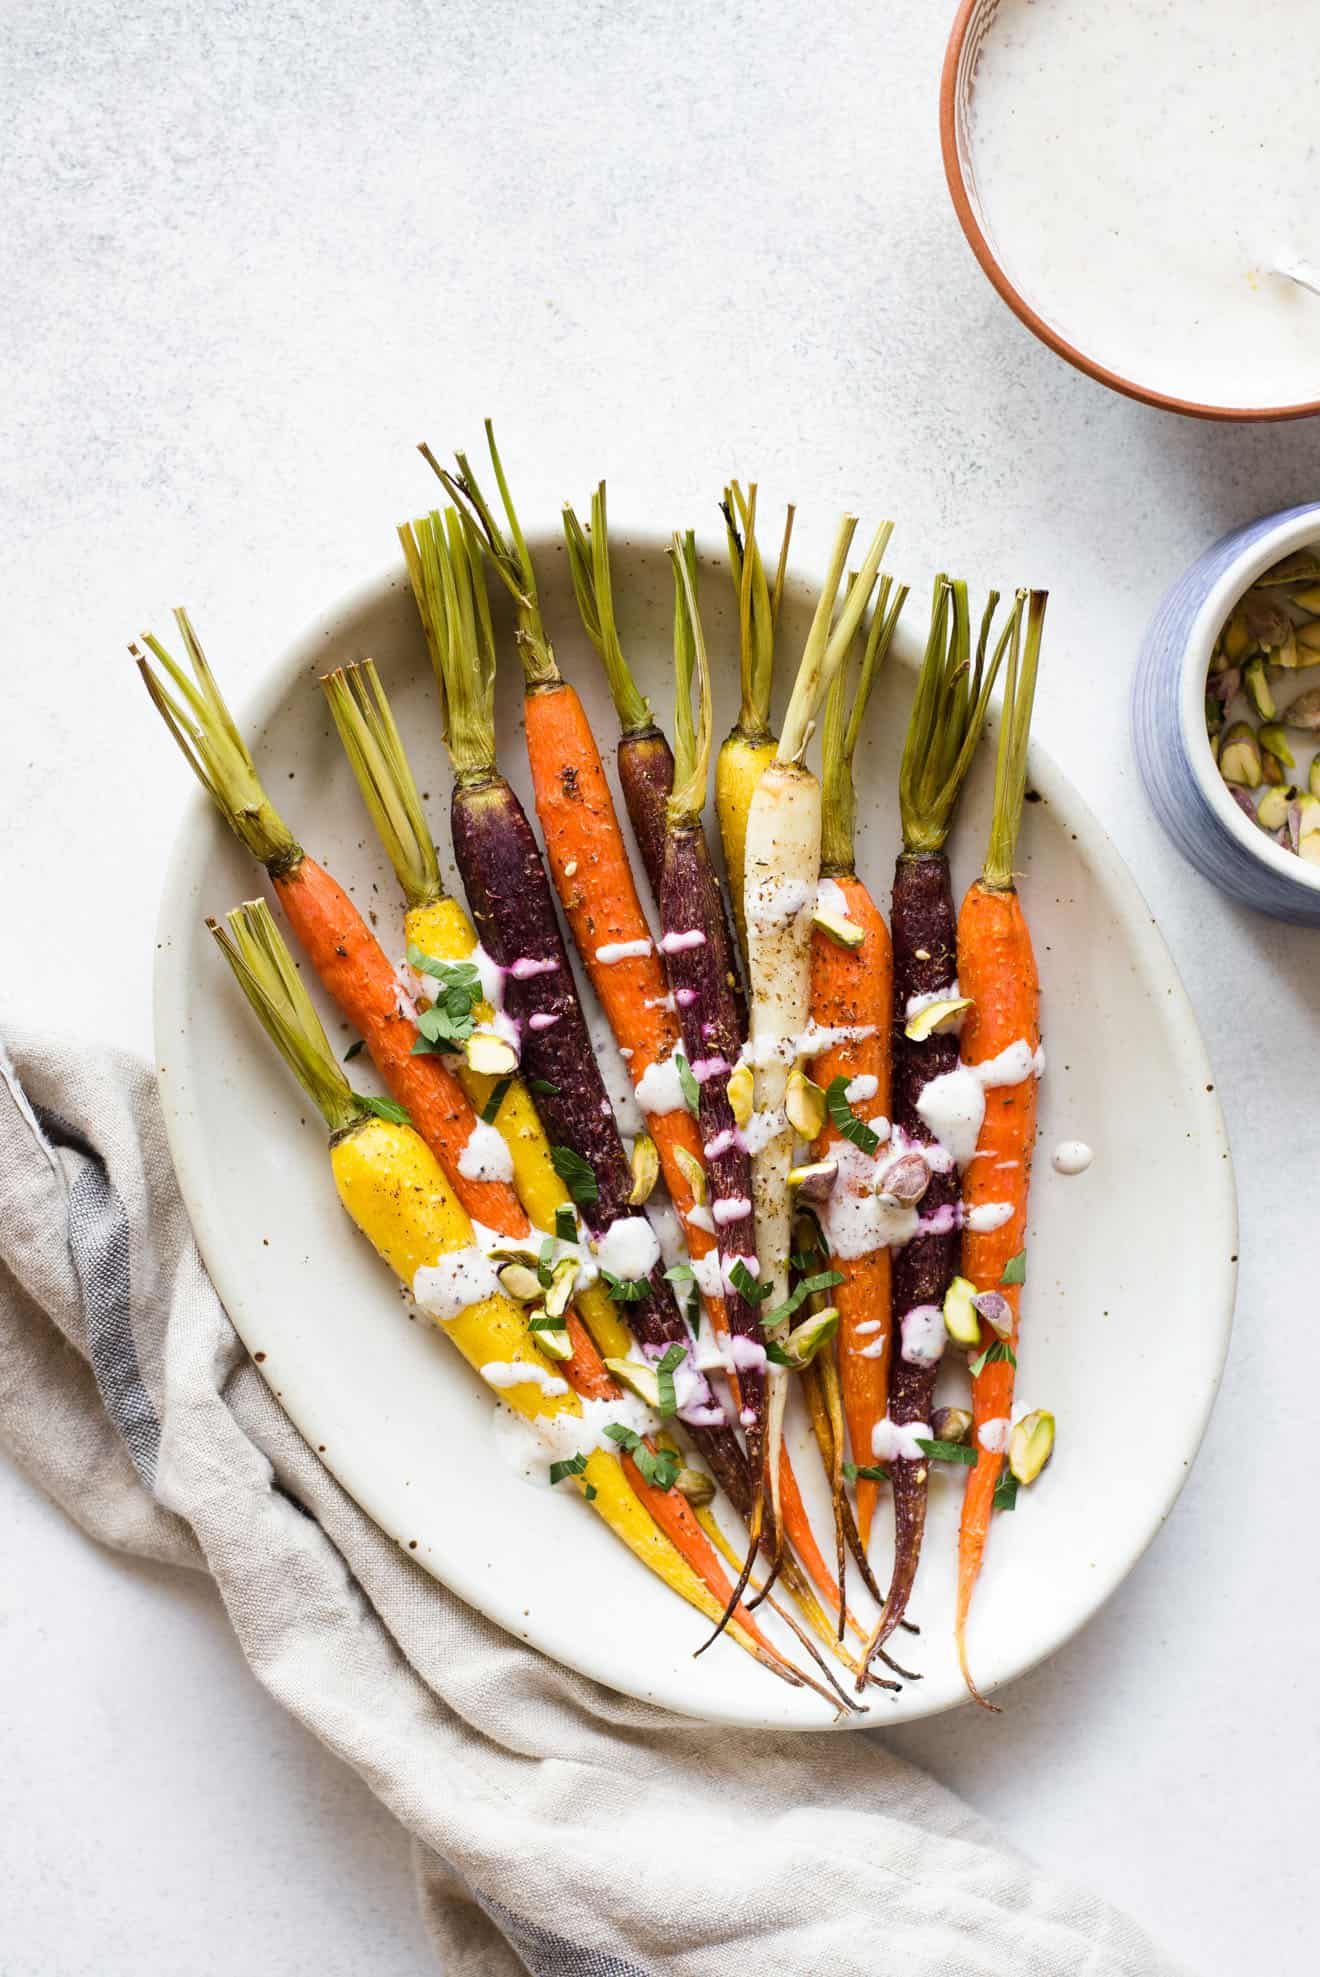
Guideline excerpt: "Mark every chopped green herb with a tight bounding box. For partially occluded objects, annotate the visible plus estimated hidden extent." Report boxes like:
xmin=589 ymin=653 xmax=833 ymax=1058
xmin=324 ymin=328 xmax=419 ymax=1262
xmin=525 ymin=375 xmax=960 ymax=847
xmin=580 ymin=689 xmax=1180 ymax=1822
xmin=583 ymin=1482 xmax=597 ymax=1501
xmin=664 ymin=1263 xmax=695 ymax=1287
xmin=728 ymin=1259 xmax=770 ymax=1304
xmin=790 ymin=1248 xmax=825 ymax=1273
xmin=550 ymin=1145 xmax=599 ymax=1205
xmin=355 ymin=1094 xmax=413 ymax=1126
xmin=992 ymin=1469 xmax=1019 ymax=1512
xmin=529 ymin=1077 xmax=560 ymax=1096
xmin=602 ymin=1270 xmax=650 ymax=1304
xmin=554 ymin=1205 xmax=578 ymax=1244
xmin=604 ymin=1424 xmax=679 ymax=1490
xmin=914 ymin=1437 xmax=978 ymax=1466
xmin=825 ymin=1076 xmax=880 ymax=1155
xmin=656 ymin=1344 xmax=686 ymax=1417
xmin=407 ymin=949 xmax=483 ymax=1051
xmin=843 ymin=1461 xmax=890 ymax=1484
xmin=675 ymin=1049 xmax=701 ymax=1116
xmin=764 ymin=1340 xmax=798 ymax=1367
xmin=969 ymin=1339 xmax=1017 ymax=1377
xmin=528 ymin=1313 xmax=567 ymax=1332
xmin=1000 ymin=1249 xmax=1026 ymax=1286
xmin=549 ymin=1453 xmax=588 ymax=1486
xmin=762 ymin=1268 xmax=844 ymax=1331
xmin=343 ymin=1039 xmax=365 ymax=1062
xmin=537 ymin=1238 xmax=555 ymax=1289
xmin=480 ymin=1077 xmax=512 ymax=1124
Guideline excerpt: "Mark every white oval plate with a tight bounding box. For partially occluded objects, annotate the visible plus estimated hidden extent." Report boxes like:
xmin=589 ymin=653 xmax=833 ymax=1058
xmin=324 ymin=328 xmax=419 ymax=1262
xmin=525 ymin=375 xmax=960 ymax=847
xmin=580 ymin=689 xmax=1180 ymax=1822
xmin=154 ymin=532 xmax=1236 ymax=1728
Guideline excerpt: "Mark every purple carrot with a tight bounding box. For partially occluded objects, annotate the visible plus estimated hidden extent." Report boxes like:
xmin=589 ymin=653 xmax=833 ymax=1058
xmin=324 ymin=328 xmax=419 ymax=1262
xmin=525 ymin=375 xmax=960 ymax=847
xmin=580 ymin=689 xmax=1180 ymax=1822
xmin=562 ymin=484 xmax=748 ymax=1032
xmin=857 ymin=577 xmax=1022 ymax=1686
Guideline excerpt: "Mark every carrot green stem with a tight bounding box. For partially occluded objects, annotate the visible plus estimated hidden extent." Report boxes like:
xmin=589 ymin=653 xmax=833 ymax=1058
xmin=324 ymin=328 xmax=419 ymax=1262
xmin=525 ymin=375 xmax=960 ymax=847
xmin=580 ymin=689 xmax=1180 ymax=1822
xmin=776 ymin=519 xmax=894 ymax=767
xmin=720 ymin=482 xmax=794 ymax=743
xmin=210 ymin=899 xmax=360 ymax=1136
xmin=420 ymin=423 xmax=559 ymax=687
xmin=667 ymin=532 xmax=713 ymax=827
xmin=819 ymin=573 xmax=909 ymax=875
xmin=899 ymin=579 xmax=1023 ymax=854
xmin=983 ymin=589 xmax=1048 ymax=891
xmin=321 ymin=661 xmax=445 ymax=911
xmin=133 ymin=612 xmax=301 ymax=872
xmin=563 ymin=483 xmax=651 ymax=734
xmin=399 ymin=508 xmax=498 ymax=778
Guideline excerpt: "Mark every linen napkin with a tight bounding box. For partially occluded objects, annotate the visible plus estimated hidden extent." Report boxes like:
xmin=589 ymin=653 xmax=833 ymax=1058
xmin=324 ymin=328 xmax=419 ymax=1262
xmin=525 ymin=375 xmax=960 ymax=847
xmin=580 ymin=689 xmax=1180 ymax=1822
xmin=0 ymin=1028 xmax=1184 ymax=1977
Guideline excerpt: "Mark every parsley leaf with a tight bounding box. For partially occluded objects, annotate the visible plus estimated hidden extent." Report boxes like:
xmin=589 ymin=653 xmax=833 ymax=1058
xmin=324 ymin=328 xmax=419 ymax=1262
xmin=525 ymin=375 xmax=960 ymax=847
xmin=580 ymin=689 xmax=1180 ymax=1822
xmin=602 ymin=1270 xmax=649 ymax=1303
xmin=343 ymin=1039 xmax=365 ymax=1062
xmin=914 ymin=1437 xmax=978 ymax=1466
xmin=529 ymin=1077 xmax=560 ymax=1096
xmin=762 ymin=1268 xmax=844 ymax=1331
xmin=480 ymin=1077 xmax=512 ymax=1124
xmin=1000 ymin=1249 xmax=1026 ymax=1286
xmin=550 ymin=1145 xmax=598 ymax=1205
xmin=406 ymin=949 xmax=484 ymax=1053
xmin=656 ymin=1343 xmax=686 ymax=1417
xmin=674 ymin=1049 xmax=701 ymax=1116
xmin=969 ymin=1339 xmax=1017 ymax=1377
xmin=843 ymin=1461 xmax=890 ymax=1483
xmin=554 ymin=1205 xmax=578 ymax=1244
xmin=825 ymin=1076 xmax=880 ymax=1155
xmin=549 ymin=1453 xmax=588 ymax=1486
xmin=355 ymin=1095 xmax=413 ymax=1126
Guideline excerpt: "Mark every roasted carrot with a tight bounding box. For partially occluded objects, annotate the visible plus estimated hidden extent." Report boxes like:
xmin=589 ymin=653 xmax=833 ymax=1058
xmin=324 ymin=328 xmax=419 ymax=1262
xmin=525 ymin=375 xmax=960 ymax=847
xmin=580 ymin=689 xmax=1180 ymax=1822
xmin=809 ymin=575 xmax=907 ymax=1553
xmin=856 ymin=579 xmax=1022 ymax=1688
xmin=132 ymin=613 xmax=529 ymax=1238
xmin=955 ymin=590 xmax=1048 ymax=1709
xmin=211 ymin=898 xmax=821 ymax=1692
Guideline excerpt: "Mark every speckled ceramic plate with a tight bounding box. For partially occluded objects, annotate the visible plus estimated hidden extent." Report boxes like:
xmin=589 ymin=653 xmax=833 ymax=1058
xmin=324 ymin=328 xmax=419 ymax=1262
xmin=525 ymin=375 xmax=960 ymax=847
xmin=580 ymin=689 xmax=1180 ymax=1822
xmin=154 ymin=531 xmax=1236 ymax=1728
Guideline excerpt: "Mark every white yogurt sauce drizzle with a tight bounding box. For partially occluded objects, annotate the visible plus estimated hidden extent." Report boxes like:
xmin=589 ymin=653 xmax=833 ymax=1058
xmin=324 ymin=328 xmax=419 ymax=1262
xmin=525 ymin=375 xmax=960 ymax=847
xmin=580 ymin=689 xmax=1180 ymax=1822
xmin=480 ymin=1359 xmax=570 ymax=1398
xmin=1052 ymin=1139 xmax=1093 ymax=1176
xmin=917 ymin=1037 xmax=1045 ymax=1171
xmin=595 ymin=939 xmax=653 ymax=964
xmin=456 ymin=1119 xmax=515 ymax=1184
xmin=413 ymin=1250 xmax=503 ymax=1323
xmin=591 ymin=1215 xmax=661 ymax=1282
xmin=634 ymin=1048 xmax=687 ymax=1117
xmin=871 ymin=1417 xmax=932 ymax=1463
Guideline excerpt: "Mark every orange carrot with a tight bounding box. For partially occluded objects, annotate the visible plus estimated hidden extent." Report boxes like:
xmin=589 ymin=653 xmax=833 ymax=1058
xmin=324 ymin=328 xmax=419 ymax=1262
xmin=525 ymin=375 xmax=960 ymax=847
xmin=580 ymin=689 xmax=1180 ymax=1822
xmin=133 ymin=613 xmax=530 ymax=1239
xmin=955 ymin=591 xmax=1047 ymax=1708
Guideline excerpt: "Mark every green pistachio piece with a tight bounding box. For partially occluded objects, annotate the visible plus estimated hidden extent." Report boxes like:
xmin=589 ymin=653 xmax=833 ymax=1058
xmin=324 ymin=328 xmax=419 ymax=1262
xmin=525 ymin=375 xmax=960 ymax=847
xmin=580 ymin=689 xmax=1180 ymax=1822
xmin=784 ymin=1304 xmax=840 ymax=1367
xmin=1244 ymin=656 xmax=1276 ymax=720
xmin=1310 ymin=758 xmax=1320 ymax=800
xmin=1296 ymin=620 xmax=1320 ymax=653
xmin=497 ymin=1262 xmax=542 ymax=1303
xmin=628 ymin=1133 xmax=659 ymax=1206
xmin=931 ymin=1405 xmax=973 ymax=1445
xmin=603 ymin=1357 xmax=661 ymax=1408
xmin=785 ymin=1068 xmax=827 ymax=1139
xmin=904 ymin=995 xmax=975 ymax=1042
xmin=1285 ymin=687 xmax=1320 ymax=731
xmin=674 ymin=1466 xmax=716 ymax=1507
xmin=1219 ymin=722 xmax=1262 ymax=788
xmin=810 ymin=907 xmax=866 ymax=951
xmin=543 ymin=1257 xmax=580 ymax=1320
xmin=1009 ymin=1410 xmax=1055 ymax=1485
xmin=1256 ymin=784 xmax=1296 ymax=831
xmin=1260 ymin=723 xmax=1295 ymax=766
xmin=943 ymin=1274 xmax=982 ymax=1348
xmin=534 ymin=1313 xmax=574 ymax=1362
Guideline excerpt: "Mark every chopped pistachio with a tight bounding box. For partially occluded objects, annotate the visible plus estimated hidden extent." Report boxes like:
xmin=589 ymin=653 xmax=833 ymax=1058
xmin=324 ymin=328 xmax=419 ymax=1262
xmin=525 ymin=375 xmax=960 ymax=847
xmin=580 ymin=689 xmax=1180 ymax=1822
xmin=604 ymin=1357 xmax=661 ymax=1408
xmin=810 ymin=906 xmax=866 ymax=950
xmin=464 ymin=1031 xmax=519 ymax=1077
xmin=931 ymin=1406 xmax=973 ymax=1446
xmin=1300 ymin=833 xmax=1320 ymax=866
xmin=673 ymin=1144 xmax=707 ymax=1205
xmin=534 ymin=1312 xmax=574 ymax=1362
xmin=1222 ymin=609 xmax=1251 ymax=660
xmin=1256 ymin=784 xmax=1295 ymax=831
xmin=876 ymin=1150 xmax=929 ymax=1205
xmin=1205 ymin=693 xmax=1226 ymax=736
xmin=1290 ymin=584 xmax=1320 ymax=613
xmin=1209 ymin=732 xmax=1221 ymax=765
xmin=1259 ymin=723 xmax=1295 ymax=766
xmin=674 ymin=1466 xmax=716 ymax=1507
xmin=1244 ymin=656 xmax=1276 ymax=719
xmin=904 ymin=994 xmax=974 ymax=1042
xmin=1262 ymin=751 xmax=1285 ymax=787
xmin=497 ymin=1262 xmax=542 ymax=1303
xmin=1008 ymin=1410 xmax=1055 ymax=1486
xmin=1257 ymin=550 xmax=1320 ymax=586
xmin=1310 ymin=758 xmax=1320 ymax=800
xmin=1274 ymin=630 xmax=1304 ymax=669
xmin=785 ymin=1304 xmax=840 ymax=1366
xmin=726 ymin=1059 xmax=754 ymax=1128
xmin=1284 ymin=686 xmax=1320 ymax=731
xmin=1296 ymin=620 xmax=1320 ymax=653
xmin=487 ymin=1241 xmax=540 ymax=1269
xmin=628 ymin=1133 xmax=659 ymax=1206
xmin=1244 ymin=595 xmax=1293 ymax=649
xmin=1219 ymin=721 xmax=1262 ymax=788
xmin=943 ymin=1275 xmax=982 ymax=1347
xmin=972 ymin=1288 xmax=1014 ymax=1336
xmin=544 ymin=1256 xmax=580 ymax=1319
xmin=787 ymin=1157 xmax=839 ymax=1201
xmin=785 ymin=1067 xmax=827 ymax=1139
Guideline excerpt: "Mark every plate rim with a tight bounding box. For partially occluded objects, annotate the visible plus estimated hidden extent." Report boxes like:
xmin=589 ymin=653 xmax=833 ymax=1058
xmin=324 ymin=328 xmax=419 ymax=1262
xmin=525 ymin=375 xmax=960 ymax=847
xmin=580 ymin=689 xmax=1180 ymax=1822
xmin=153 ymin=536 xmax=1239 ymax=1729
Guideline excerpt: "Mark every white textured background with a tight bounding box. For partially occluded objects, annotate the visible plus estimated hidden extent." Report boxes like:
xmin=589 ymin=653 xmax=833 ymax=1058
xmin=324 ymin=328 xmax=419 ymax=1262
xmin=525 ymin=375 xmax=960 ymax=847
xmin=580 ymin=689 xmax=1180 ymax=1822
xmin=2 ymin=3 xmax=1317 ymax=1971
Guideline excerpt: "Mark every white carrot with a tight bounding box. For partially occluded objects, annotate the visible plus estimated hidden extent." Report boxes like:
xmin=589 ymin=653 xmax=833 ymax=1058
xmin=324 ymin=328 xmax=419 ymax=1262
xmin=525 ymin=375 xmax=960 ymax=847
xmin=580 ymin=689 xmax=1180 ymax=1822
xmin=743 ymin=516 xmax=894 ymax=1545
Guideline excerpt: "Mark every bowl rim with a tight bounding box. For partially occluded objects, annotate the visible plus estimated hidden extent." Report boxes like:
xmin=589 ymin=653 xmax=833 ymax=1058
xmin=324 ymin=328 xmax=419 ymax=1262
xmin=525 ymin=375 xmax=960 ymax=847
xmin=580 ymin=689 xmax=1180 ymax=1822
xmin=939 ymin=0 xmax=1320 ymax=425
xmin=1179 ymin=506 xmax=1320 ymax=892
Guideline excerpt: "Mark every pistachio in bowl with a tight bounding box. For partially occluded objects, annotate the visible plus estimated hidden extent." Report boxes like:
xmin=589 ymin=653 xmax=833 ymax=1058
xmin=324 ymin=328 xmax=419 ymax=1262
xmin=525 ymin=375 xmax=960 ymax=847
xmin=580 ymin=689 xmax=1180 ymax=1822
xmin=1206 ymin=554 xmax=1320 ymax=862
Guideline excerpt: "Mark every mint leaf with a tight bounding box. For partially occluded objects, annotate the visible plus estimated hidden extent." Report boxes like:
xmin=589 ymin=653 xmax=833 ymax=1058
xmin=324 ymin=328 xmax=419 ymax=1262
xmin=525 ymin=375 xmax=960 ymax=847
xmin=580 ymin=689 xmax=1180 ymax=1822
xmin=675 ymin=1049 xmax=701 ymax=1117
xmin=1000 ymin=1250 xmax=1026 ymax=1286
xmin=480 ymin=1077 xmax=512 ymax=1124
xmin=550 ymin=1145 xmax=598 ymax=1205
xmin=843 ymin=1461 xmax=890 ymax=1483
xmin=914 ymin=1437 xmax=978 ymax=1466
xmin=555 ymin=1205 xmax=577 ymax=1243
xmin=728 ymin=1259 xmax=770 ymax=1304
xmin=602 ymin=1270 xmax=649 ymax=1304
xmin=825 ymin=1076 xmax=880 ymax=1155
xmin=355 ymin=1094 xmax=413 ymax=1126
xmin=549 ymin=1453 xmax=588 ymax=1486
xmin=993 ymin=1469 xmax=1019 ymax=1512
xmin=762 ymin=1268 xmax=844 ymax=1331
xmin=656 ymin=1343 xmax=685 ymax=1418
xmin=343 ymin=1039 xmax=364 ymax=1062
xmin=969 ymin=1339 xmax=1017 ymax=1377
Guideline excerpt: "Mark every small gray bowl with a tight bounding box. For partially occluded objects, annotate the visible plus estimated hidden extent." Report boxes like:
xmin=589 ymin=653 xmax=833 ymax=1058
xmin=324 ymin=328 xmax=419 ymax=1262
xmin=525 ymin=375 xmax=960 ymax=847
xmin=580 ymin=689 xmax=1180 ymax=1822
xmin=1133 ymin=501 xmax=1320 ymax=925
